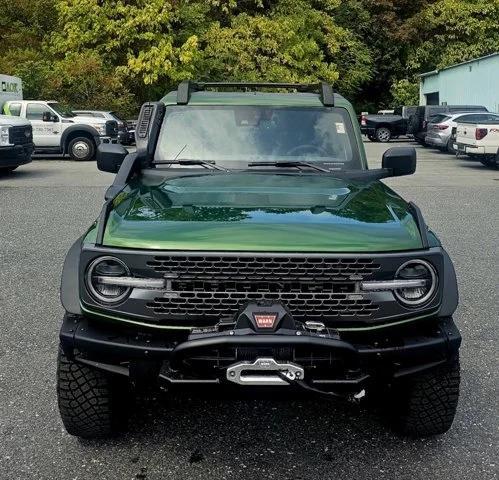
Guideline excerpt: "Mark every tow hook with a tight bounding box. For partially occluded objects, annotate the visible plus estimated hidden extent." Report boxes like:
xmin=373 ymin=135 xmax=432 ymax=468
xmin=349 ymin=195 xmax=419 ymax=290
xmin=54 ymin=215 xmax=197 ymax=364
xmin=275 ymin=370 xmax=366 ymax=403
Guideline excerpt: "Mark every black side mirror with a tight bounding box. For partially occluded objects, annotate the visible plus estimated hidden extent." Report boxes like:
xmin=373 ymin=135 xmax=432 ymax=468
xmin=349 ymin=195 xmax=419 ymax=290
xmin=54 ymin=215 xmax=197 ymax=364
xmin=382 ymin=147 xmax=416 ymax=177
xmin=42 ymin=111 xmax=55 ymax=122
xmin=96 ymin=143 xmax=128 ymax=173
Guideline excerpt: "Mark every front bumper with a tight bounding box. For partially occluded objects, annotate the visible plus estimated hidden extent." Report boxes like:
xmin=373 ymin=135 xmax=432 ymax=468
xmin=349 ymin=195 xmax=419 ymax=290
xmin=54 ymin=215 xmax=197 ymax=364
xmin=60 ymin=313 xmax=461 ymax=390
xmin=0 ymin=143 xmax=34 ymax=167
xmin=454 ymin=143 xmax=486 ymax=155
xmin=96 ymin=136 xmax=119 ymax=145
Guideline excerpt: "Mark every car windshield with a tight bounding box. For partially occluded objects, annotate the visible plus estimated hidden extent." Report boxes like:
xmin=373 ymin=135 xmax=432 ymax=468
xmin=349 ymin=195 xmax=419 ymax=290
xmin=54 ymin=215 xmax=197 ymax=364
xmin=48 ymin=102 xmax=75 ymax=118
xmin=110 ymin=111 xmax=125 ymax=122
xmin=154 ymin=106 xmax=360 ymax=170
xmin=429 ymin=114 xmax=450 ymax=124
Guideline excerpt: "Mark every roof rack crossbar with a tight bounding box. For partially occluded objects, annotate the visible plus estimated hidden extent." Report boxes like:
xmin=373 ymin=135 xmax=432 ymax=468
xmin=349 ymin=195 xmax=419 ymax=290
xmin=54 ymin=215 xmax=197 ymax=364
xmin=176 ymin=81 xmax=335 ymax=106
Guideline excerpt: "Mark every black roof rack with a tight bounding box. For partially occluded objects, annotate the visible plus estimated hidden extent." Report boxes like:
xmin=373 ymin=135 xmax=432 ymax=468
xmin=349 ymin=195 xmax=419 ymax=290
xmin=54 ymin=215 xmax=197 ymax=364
xmin=176 ymin=81 xmax=334 ymax=107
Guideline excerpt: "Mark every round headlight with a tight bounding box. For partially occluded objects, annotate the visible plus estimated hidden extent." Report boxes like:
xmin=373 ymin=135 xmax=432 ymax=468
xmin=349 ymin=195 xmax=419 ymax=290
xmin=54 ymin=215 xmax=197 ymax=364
xmin=86 ymin=256 xmax=131 ymax=304
xmin=394 ymin=259 xmax=437 ymax=306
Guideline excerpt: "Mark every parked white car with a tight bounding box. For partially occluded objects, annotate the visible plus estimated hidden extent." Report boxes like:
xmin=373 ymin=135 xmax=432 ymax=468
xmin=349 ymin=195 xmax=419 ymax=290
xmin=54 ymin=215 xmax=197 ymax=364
xmin=454 ymin=118 xmax=499 ymax=168
xmin=2 ymin=100 xmax=119 ymax=161
xmin=426 ymin=112 xmax=499 ymax=153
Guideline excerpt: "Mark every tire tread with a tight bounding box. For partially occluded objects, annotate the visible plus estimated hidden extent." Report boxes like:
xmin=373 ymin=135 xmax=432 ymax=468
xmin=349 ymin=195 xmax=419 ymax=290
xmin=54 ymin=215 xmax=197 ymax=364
xmin=394 ymin=358 xmax=460 ymax=437
xmin=57 ymin=347 xmax=127 ymax=438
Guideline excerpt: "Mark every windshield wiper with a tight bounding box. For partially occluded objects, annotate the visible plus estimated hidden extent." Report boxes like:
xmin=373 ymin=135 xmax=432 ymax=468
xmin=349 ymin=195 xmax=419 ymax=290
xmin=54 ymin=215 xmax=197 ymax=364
xmin=154 ymin=160 xmax=230 ymax=171
xmin=248 ymin=161 xmax=330 ymax=173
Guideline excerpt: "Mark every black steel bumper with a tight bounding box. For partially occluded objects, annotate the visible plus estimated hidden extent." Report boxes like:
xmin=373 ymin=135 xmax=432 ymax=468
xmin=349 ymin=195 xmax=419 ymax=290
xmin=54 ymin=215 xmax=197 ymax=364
xmin=0 ymin=144 xmax=33 ymax=167
xmin=60 ymin=314 xmax=461 ymax=388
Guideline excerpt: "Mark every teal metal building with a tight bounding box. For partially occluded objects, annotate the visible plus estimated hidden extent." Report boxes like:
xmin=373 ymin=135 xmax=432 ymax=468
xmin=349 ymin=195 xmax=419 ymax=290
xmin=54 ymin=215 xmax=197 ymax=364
xmin=419 ymin=53 xmax=499 ymax=112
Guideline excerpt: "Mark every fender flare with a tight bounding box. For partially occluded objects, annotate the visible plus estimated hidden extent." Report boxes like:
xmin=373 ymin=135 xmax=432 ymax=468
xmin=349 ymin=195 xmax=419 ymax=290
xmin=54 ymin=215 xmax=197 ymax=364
xmin=438 ymin=247 xmax=459 ymax=317
xmin=61 ymin=125 xmax=100 ymax=154
xmin=60 ymin=236 xmax=84 ymax=315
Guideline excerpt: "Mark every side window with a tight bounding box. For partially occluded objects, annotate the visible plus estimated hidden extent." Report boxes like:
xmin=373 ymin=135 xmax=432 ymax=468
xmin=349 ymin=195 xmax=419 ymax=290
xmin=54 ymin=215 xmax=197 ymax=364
xmin=26 ymin=103 xmax=48 ymax=120
xmin=457 ymin=115 xmax=475 ymax=123
xmin=7 ymin=102 xmax=22 ymax=116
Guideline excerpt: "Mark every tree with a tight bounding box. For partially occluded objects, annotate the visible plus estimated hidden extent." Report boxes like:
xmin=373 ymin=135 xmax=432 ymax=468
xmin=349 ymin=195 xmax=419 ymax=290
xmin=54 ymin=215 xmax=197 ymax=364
xmin=390 ymin=78 xmax=419 ymax=106
xmin=406 ymin=0 xmax=499 ymax=73
xmin=196 ymin=1 xmax=373 ymax=96
xmin=51 ymin=0 xmax=199 ymax=95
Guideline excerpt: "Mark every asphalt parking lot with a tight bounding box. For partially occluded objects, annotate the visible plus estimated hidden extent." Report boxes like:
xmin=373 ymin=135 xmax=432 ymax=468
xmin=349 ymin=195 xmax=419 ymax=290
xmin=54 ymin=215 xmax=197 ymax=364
xmin=0 ymin=141 xmax=498 ymax=480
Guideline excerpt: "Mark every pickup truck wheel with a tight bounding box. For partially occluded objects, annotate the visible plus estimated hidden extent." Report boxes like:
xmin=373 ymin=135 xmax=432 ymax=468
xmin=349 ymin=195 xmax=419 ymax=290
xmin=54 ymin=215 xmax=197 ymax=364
xmin=57 ymin=347 xmax=130 ymax=438
xmin=390 ymin=357 xmax=460 ymax=437
xmin=375 ymin=127 xmax=391 ymax=142
xmin=479 ymin=154 xmax=499 ymax=169
xmin=68 ymin=137 xmax=95 ymax=161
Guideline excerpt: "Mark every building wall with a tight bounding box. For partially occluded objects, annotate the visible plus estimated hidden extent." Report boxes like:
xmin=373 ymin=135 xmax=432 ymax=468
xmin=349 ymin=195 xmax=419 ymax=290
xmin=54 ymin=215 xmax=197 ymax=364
xmin=419 ymin=54 xmax=499 ymax=112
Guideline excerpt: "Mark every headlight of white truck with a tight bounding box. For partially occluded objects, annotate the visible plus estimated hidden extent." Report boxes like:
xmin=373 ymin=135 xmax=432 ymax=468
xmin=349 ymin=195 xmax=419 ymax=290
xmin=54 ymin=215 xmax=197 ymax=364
xmin=90 ymin=123 xmax=107 ymax=136
xmin=0 ymin=125 xmax=13 ymax=146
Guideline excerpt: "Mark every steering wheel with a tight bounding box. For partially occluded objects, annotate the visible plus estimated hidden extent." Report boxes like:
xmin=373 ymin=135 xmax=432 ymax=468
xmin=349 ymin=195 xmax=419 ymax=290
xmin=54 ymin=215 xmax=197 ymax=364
xmin=286 ymin=144 xmax=329 ymax=157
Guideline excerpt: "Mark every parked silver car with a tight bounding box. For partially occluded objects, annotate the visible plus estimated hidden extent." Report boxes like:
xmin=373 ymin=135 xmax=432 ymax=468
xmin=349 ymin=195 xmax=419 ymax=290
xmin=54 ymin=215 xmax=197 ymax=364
xmin=426 ymin=112 xmax=499 ymax=153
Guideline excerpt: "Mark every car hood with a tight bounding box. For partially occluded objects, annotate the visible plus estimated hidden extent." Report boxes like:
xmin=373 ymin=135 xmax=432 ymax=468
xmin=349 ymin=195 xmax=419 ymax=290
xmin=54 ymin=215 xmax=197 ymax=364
xmin=97 ymin=172 xmax=423 ymax=252
xmin=0 ymin=114 xmax=31 ymax=127
xmin=73 ymin=115 xmax=108 ymax=124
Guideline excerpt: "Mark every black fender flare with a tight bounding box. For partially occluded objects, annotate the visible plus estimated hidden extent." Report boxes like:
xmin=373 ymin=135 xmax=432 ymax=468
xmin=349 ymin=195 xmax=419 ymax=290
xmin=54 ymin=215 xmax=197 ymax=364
xmin=60 ymin=236 xmax=84 ymax=315
xmin=438 ymin=247 xmax=459 ymax=317
xmin=61 ymin=125 xmax=100 ymax=154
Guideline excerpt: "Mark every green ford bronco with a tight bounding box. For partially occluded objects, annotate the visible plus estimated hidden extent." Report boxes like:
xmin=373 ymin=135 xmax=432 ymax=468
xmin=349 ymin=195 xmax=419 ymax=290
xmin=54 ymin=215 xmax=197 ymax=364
xmin=58 ymin=82 xmax=461 ymax=438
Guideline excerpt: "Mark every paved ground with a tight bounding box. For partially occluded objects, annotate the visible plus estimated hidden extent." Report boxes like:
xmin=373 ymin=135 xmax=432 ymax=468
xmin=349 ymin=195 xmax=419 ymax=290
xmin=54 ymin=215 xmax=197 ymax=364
xmin=0 ymin=141 xmax=498 ymax=480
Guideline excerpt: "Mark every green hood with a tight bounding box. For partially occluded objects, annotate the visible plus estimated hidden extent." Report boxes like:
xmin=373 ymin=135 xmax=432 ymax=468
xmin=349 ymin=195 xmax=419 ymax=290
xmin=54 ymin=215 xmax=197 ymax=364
xmin=96 ymin=172 xmax=422 ymax=252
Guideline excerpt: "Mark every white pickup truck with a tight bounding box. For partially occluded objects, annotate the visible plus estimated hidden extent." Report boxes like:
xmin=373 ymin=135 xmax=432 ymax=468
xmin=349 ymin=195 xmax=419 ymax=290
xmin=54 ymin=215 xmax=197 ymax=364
xmin=454 ymin=115 xmax=499 ymax=168
xmin=2 ymin=100 xmax=119 ymax=161
xmin=0 ymin=74 xmax=33 ymax=172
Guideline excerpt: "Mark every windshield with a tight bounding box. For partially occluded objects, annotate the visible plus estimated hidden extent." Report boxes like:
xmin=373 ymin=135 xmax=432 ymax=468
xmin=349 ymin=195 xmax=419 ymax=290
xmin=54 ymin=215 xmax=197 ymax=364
xmin=48 ymin=102 xmax=75 ymax=118
xmin=429 ymin=114 xmax=450 ymax=124
xmin=110 ymin=111 xmax=125 ymax=122
xmin=154 ymin=106 xmax=360 ymax=170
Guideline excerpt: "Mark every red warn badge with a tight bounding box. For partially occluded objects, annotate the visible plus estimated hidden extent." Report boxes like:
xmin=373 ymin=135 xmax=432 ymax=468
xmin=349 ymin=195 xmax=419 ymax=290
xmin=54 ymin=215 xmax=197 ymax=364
xmin=253 ymin=313 xmax=278 ymax=329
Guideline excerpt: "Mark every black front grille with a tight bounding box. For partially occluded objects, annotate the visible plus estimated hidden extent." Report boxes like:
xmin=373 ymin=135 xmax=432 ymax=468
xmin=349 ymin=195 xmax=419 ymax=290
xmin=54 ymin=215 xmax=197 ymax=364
xmin=9 ymin=125 xmax=32 ymax=145
xmin=105 ymin=120 xmax=119 ymax=137
xmin=147 ymin=255 xmax=380 ymax=281
xmin=145 ymin=255 xmax=380 ymax=322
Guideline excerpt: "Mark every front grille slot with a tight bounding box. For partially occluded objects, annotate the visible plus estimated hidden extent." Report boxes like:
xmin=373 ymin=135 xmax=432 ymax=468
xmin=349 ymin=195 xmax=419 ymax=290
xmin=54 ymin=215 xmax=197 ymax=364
xmin=145 ymin=255 xmax=380 ymax=322
xmin=9 ymin=125 xmax=32 ymax=145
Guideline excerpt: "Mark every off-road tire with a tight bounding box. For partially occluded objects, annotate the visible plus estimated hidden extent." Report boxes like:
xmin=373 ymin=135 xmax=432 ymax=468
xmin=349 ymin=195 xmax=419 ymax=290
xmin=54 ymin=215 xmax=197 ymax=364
xmin=68 ymin=136 xmax=95 ymax=161
xmin=57 ymin=347 xmax=129 ymax=438
xmin=375 ymin=127 xmax=391 ymax=143
xmin=391 ymin=357 xmax=460 ymax=437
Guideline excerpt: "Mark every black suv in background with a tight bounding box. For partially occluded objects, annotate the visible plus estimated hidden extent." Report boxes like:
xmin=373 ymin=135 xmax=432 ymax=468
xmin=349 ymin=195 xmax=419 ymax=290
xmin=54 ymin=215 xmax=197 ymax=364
xmin=408 ymin=105 xmax=488 ymax=145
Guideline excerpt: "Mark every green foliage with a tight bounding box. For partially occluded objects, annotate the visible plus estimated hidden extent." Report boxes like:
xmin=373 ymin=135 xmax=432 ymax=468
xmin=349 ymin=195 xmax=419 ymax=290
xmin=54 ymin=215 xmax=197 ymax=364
xmin=0 ymin=0 xmax=496 ymax=114
xmin=390 ymin=78 xmax=419 ymax=106
xmin=407 ymin=0 xmax=499 ymax=72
